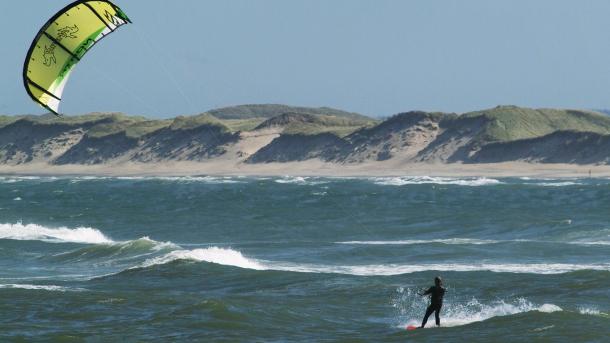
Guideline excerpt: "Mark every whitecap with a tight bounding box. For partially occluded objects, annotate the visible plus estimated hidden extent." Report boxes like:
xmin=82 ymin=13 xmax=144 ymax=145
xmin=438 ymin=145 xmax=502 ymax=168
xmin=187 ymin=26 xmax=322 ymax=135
xmin=336 ymin=238 xmax=500 ymax=245
xmin=0 ymin=222 xmax=114 ymax=244
xmin=577 ymin=306 xmax=608 ymax=316
xmin=0 ymin=284 xmax=82 ymax=292
xmin=537 ymin=182 xmax=581 ymax=187
xmin=138 ymin=246 xmax=266 ymax=270
xmin=371 ymin=176 xmax=501 ymax=187
xmin=115 ymin=175 xmax=243 ymax=183
xmin=265 ymin=262 xmax=610 ymax=276
xmin=275 ymin=176 xmax=327 ymax=185
xmin=393 ymin=290 xmax=562 ymax=329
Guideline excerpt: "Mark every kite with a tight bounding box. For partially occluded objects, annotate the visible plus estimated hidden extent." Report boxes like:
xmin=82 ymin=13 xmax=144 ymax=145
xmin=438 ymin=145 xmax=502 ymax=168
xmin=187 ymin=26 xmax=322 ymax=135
xmin=23 ymin=0 xmax=131 ymax=115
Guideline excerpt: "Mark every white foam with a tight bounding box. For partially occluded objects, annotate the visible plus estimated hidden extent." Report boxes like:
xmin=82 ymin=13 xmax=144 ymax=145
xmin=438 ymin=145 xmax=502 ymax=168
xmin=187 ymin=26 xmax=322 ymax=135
xmin=155 ymin=176 xmax=243 ymax=184
xmin=371 ymin=176 xmax=501 ymax=187
xmin=0 ymin=222 xmax=114 ymax=244
xmin=394 ymin=290 xmax=562 ymax=328
xmin=337 ymin=238 xmax=500 ymax=245
xmin=537 ymin=304 xmax=563 ymax=313
xmin=577 ymin=306 xmax=608 ymax=316
xmin=115 ymin=176 xmax=244 ymax=183
xmin=275 ymin=176 xmax=327 ymax=185
xmin=69 ymin=176 xmax=110 ymax=183
xmin=537 ymin=182 xmax=581 ymax=187
xmin=570 ymin=241 xmax=610 ymax=246
xmin=135 ymin=245 xmax=610 ymax=275
xmin=0 ymin=284 xmax=79 ymax=292
xmin=265 ymin=262 xmax=610 ymax=275
xmin=139 ymin=247 xmax=266 ymax=270
xmin=0 ymin=176 xmax=47 ymax=183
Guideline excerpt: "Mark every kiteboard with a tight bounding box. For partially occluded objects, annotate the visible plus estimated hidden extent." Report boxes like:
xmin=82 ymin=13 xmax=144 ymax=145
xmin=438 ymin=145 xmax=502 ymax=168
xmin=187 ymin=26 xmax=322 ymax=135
xmin=406 ymin=325 xmax=419 ymax=331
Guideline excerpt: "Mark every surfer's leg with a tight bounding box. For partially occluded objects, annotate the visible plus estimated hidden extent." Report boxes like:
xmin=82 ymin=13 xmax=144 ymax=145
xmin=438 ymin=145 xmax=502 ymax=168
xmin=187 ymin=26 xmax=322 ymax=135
xmin=434 ymin=306 xmax=441 ymax=326
xmin=421 ymin=305 xmax=434 ymax=328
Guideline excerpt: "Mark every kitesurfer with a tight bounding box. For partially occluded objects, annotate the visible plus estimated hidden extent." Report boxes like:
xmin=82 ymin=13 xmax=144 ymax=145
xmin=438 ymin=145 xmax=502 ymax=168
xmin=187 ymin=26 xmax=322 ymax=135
xmin=419 ymin=276 xmax=445 ymax=328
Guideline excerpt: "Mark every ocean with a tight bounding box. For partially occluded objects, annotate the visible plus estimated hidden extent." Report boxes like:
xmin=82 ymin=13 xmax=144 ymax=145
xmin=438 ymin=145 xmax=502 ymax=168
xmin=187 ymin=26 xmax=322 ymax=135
xmin=0 ymin=175 xmax=608 ymax=342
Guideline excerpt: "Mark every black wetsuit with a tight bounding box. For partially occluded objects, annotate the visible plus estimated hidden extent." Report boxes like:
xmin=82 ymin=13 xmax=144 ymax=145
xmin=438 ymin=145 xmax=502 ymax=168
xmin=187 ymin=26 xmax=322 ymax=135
xmin=421 ymin=285 xmax=446 ymax=327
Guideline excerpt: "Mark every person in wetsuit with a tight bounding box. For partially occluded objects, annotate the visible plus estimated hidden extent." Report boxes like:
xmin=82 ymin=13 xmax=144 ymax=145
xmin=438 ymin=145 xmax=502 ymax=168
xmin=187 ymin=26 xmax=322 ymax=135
xmin=419 ymin=276 xmax=446 ymax=328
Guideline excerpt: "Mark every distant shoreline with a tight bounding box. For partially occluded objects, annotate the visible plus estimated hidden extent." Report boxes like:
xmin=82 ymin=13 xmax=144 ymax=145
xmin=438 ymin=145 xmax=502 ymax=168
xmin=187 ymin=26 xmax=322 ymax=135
xmin=0 ymin=161 xmax=605 ymax=178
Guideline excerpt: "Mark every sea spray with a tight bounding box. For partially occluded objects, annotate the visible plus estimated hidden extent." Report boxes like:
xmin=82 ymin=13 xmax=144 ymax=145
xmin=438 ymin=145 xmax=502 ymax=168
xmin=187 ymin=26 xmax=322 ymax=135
xmin=392 ymin=287 xmax=562 ymax=328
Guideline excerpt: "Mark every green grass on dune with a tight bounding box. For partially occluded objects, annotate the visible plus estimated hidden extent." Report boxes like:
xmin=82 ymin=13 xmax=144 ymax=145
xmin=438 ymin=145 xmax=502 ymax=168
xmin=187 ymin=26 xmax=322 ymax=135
xmin=208 ymin=104 xmax=372 ymax=121
xmin=5 ymin=105 xmax=610 ymax=143
xmin=169 ymin=113 xmax=230 ymax=132
xmin=0 ymin=115 xmax=21 ymax=129
xmin=257 ymin=113 xmax=378 ymax=137
xmin=222 ymin=118 xmax=267 ymax=132
xmin=463 ymin=105 xmax=610 ymax=142
xmin=282 ymin=124 xmax=370 ymax=137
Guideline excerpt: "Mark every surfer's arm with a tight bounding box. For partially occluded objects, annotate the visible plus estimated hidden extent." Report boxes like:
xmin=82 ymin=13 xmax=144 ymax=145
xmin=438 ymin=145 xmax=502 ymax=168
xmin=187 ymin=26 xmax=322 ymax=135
xmin=418 ymin=287 xmax=433 ymax=296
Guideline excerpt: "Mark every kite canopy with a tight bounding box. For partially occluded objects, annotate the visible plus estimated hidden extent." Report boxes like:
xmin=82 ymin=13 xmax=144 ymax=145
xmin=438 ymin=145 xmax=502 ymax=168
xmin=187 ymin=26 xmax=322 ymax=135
xmin=23 ymin=0 xmax=131 ymax=115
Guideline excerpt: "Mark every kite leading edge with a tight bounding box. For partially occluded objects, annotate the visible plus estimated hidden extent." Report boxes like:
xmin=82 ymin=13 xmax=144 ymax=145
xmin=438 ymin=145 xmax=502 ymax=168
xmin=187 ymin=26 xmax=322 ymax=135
xmin=23 ymin=0 xmax=131 ymax=116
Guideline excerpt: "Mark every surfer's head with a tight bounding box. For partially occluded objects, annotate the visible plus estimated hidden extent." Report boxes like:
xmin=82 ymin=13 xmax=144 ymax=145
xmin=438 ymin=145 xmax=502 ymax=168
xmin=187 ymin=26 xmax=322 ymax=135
xmin=434 ymin=276 xmax=442 ymax=286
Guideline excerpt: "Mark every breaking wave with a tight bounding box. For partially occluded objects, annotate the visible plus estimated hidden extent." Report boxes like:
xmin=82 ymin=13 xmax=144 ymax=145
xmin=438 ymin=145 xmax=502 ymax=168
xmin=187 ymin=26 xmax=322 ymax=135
xmin=0 ymin=222 xmax=114 ymax=244
xmin=118 ymin=176 xmax=244 ymax=184
xmin=265 ymin=262 xmax=610 ymax=275
xmin=0 ymin=284 xmax=81 ymax=292
xmin=337 ymin=238 xmax=501 ymax=245
xmin=132 ymin=246 xmax=610 ymax=276
xmin=275 ymin=176 xmax=328 ymax=185
xmin=138 ymin=247 xmax=266 ymax=270
xmin=371 ymin=176 xmax=502 ymax=186
xmin=393 ymin=288 xmax=562 ymax=328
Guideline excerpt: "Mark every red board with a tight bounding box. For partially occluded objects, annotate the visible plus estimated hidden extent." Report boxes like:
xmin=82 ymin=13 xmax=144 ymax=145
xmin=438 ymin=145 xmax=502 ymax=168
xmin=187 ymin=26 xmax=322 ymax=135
xmin=406 ymin=325 xmax=419 ymax=331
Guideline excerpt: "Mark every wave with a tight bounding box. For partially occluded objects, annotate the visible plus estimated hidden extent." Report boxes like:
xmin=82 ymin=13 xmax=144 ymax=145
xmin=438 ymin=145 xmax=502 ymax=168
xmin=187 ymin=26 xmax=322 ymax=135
xmin=337 ymin=238 xmax=501 ymax=245
xmin=0 ymin=222 xmax=114 ymax=244
xmin=266 ymin=262 xmax=610 ymax=275
xmin=138 ymin=247 xmax=266 ymax=270
xmin=130 ymin=246 xmax=610 ymax=275
xmin=275 ymin=176 xmax=327 ymax=185
xmin=50 ymin=237 xmax=177 ymax=263
xmin=66 ymin=176 xmax=244 ymax=184
xmin=0 ymin=176 xmax=51 ymax=184
xmin=371 ymin=176 xmax=502 ymax=187
xmin=393 ymin=289 xmax=562 ymax=328
xmin=338 ymin=238 xmax=610 ymax=247
xmin=0 ymin=283 xmax=81 ymax=292
xmin=537 ymin=181 xmax=581 ymax=187
xmin=570 ymin=240 xmax=610 ymax=246
xmin=577 ymin=306 xmax=609 ymax=317
xmin=117 ymin=176 xmax=244 ymax=184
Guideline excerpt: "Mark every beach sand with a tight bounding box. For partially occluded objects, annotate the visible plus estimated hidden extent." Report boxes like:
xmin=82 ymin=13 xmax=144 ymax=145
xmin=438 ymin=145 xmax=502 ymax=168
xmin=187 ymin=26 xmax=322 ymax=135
xmin=0 ymin=161 xmax=605 ymax=178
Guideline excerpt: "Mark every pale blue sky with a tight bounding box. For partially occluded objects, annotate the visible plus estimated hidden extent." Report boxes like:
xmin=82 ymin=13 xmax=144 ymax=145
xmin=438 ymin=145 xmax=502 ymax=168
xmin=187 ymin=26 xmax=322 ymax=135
xmin=3 ymin=0 xmax=610 ymax=118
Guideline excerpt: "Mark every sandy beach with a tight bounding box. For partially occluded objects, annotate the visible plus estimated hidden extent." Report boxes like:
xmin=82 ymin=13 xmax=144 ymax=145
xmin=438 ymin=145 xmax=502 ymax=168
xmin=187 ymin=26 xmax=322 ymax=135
xmin=0 ymin=161 xmax=606 ymax=178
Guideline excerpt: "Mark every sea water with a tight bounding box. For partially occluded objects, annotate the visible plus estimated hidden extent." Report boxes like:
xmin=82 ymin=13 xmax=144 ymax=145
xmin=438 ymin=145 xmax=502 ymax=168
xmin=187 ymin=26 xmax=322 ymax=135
xmin=0 ymin=175 xmax=608 ymax=341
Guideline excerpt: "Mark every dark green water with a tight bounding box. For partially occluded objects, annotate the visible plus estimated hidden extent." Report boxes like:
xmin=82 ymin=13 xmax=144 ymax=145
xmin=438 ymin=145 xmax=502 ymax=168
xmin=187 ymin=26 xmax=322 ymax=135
xmin=0 ymin=175 xmax=608 ymax=342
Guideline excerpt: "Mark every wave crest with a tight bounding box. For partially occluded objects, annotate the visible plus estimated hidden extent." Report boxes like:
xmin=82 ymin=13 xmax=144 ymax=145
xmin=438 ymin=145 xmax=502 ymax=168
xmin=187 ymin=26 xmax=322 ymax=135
xmin=0 ymin=284 xmax=81 ymax=292
xmin=337 ymin=238 xmax=500 ymax=245
xmin=371 ymin=176 xmax=501 ymax=186
xmin=139 ymin=247 xmax=266 ymax=270
xmin=0 ymin=222 xmax=114 ymax=244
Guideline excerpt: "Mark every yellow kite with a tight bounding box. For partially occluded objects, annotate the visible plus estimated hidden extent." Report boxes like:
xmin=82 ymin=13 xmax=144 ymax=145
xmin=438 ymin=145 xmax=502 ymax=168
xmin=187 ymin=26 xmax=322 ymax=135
xmin=23 ymin=0 xmax=131 ymax=115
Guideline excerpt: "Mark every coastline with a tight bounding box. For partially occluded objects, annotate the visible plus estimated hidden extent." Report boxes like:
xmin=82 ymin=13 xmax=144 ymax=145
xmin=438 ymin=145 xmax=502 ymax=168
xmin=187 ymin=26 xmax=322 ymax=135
xmin=0 ymin=161 xmax=605 ymax=178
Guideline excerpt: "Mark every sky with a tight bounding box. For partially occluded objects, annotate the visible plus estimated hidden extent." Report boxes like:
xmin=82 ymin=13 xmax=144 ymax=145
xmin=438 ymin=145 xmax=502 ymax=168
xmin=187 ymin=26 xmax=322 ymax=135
xmin=3 ymin=0 xmax=610 ymax=118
